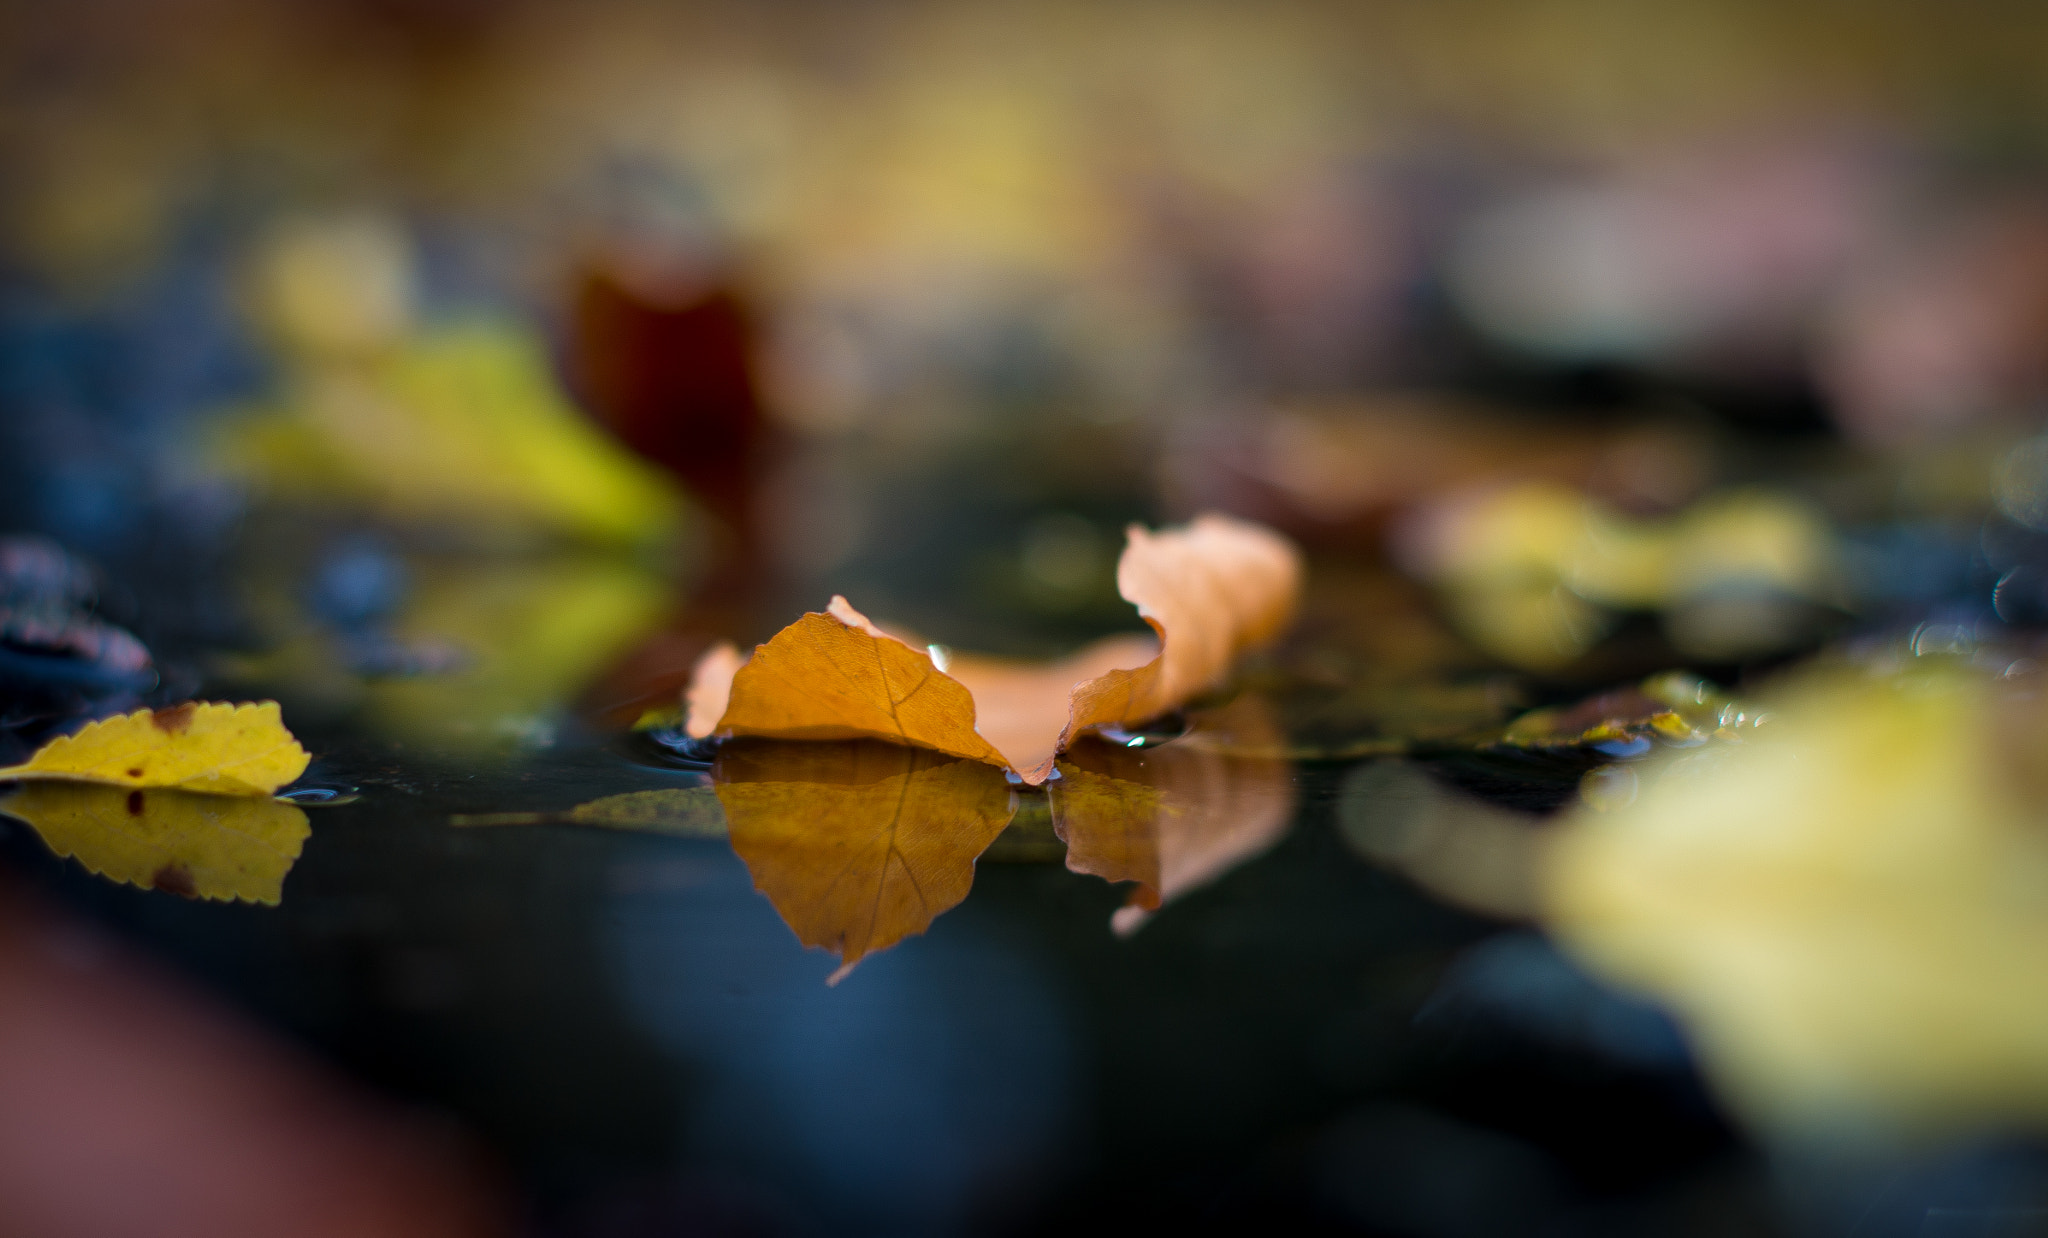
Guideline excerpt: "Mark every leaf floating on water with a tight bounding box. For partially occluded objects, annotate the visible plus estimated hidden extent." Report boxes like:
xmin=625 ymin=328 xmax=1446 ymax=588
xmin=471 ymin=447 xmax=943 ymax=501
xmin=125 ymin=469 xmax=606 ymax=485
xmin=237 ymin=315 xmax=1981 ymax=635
xmin=713 ymin=739 xmax=1015 ymax=982
xmin=0 ymin=783 xmax=310 ymax=904
xmin=1050 ymin=695 xmax=1295 ymax=933
xmin=682 ymin=642 xmax=744 ymax=739
xmin=686 ymin=514 xmax=1302 ymax=782
xmin=453 ymin=787 xmax=726 ymax=837
xmin=714 ymin=600 xmax=1010 ymax=765
xmin=1051 ymin=516 xmax=1303 ymax=781
xmin=1495 ymin=672 xmax=1755 ymax=756
xmin=0 ymin=702 xmax=310 ymax=796
xmin=944 ymin=636 xmax=1163 ymax=781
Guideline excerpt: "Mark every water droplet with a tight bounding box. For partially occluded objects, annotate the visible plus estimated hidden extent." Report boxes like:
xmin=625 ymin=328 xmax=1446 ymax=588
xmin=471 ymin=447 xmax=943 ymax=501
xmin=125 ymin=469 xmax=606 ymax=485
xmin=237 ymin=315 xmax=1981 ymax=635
xmin=1910 ymin=620 xmax=1975 ymax=658
xmin=1096 ymin=711 xmax=1188 ymax=749
xmin=1590 ymin=735 xmax=1653 ymax=759
xmin=639 ymin=727 xmax=721 ymax=768
xmin=277 ymin=786 xmax=361 ymax=806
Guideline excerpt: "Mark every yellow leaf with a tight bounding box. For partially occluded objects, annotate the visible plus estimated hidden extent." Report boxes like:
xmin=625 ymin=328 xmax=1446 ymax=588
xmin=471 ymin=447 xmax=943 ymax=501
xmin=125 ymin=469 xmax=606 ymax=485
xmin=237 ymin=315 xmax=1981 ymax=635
xmin=1544 ymin=663 xmax=2048 ymax=1136
xmin=713 ymin=739 xmax=1015 ymax=981
xmin=1 ymin=782 xmax=310 ymax=904
xmin=1497 ymin=672 xmax=1741 ymax=750
xmin=0 ymin=702 xmax=310 ymax=796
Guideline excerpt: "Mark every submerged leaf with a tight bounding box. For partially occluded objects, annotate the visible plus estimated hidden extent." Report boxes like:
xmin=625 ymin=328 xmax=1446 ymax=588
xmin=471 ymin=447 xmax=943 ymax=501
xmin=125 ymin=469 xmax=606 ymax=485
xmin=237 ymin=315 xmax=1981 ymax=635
xmin=1 ymin=782 xmax=309 ymax=904
xmin=687 ymin=514 xmax=1302 ymax=782
xmin=1050 ymin=695 xmax=1295 ymax=933
xmin=0 ymin=702 xmax=310 ymax=796
xmin=453 ymin=787 xmax=726 ymax=837
xmin=713 ymin=739 xmax=1015 ymax=981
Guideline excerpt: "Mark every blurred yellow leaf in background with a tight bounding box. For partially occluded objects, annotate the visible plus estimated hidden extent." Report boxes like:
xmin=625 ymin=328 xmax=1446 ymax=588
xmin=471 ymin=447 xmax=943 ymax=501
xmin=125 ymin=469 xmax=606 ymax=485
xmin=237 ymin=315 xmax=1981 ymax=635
xmin=216 ymin=325 xmax=683 ymax=549
xmin=1546 ymin=662 xmax=2048 ymax=1138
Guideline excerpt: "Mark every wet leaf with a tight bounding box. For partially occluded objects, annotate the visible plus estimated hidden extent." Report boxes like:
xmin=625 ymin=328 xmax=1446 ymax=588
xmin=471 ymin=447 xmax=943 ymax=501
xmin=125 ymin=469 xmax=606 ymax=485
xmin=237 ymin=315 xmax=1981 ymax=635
xmin=1050 ymin=695 xmax=1295 ymax=933
xmin=937 ymin=635 xmax=1161 ymax=777
xmin=1495 ymin=672 xmax=1754 ymax=755
xmin=711 ymin=599 xmax=1009 ymax=766
xmin=713 ymin=739 xmax=1016 ymax=981
xmin=0 ymin=702 xmax=309 ymax=796
xmin=1 ymin=782 xmax=309 ymax=904
xmin=1051 ymin=516 xmax=1303 ymax=779
xmin=688 ymin=514 xmax=1302 ymax=783
xmin=453 ymin=787 xmax=726 ymax=837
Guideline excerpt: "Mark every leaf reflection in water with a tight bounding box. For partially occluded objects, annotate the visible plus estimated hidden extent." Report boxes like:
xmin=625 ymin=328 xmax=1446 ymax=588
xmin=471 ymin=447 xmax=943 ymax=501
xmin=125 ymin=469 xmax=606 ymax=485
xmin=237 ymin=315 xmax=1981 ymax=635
xmin=711 ymin=740 xmax=1016 ymax=983
xmin=1049 ymin=695 xmax=1295 ymax=933
xmin=0 ymin=783 xmax=309 ymax=904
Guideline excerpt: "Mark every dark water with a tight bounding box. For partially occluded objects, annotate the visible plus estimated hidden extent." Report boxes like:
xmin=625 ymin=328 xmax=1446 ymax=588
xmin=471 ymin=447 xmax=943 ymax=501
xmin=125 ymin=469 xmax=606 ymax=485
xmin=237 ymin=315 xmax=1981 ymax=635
xmin=1 ymin=710 xmax=1785 ymax=1237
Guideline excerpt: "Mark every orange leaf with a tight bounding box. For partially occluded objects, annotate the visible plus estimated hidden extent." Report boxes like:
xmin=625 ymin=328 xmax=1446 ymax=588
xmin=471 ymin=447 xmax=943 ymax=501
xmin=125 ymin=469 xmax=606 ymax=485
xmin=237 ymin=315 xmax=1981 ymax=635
xmin=941 ymin=635 xmax=1157 ymax=779
xmin=713 ymin=739 xmax=1015 ymax=981
xmin=708 ymin=598 xmax=1007 ymax=765
xmin=687 ymin=513 xmax=1302 ymax=782
xmin=1048 ymin=515 xmax=1301 ymax=780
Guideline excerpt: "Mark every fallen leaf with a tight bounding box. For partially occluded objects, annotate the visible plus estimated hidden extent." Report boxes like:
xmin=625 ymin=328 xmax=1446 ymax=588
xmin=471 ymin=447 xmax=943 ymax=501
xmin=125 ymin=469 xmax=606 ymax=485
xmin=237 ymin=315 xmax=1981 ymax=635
xmin=687 ymin=514 xmax=1302 ymax=783
xmin=1 ymin=783 xmax=309 ymax=904
xmin=1543 ymin=661 xmax=2048 ymax=1136
xmin=712 ymin=599 xmax=1009 ymax=765
xmin=0 ymin=703 xmax=309 ymax=796
xmin=1496 ymin=672 xmax=1756 ymax=754
xmin=1049 ymin=694 xmax=1295 ymax=933
xmin=941 ymin=635 xmax=1160 ymax=777
xmin=452 ymin=787 xmax=726 ymax=837
xmin=683 ymin=642 xmax=745 ymax=739
xmin=713 ymin=739 xmax=1015 ymax=981
xmin=1051 ymin=516 xmax=1303 ymax=779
